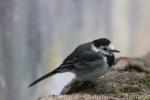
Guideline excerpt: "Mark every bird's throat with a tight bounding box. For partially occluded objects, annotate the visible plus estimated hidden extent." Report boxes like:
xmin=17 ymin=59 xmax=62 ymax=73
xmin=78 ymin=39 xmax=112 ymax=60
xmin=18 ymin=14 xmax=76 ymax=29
xmin=103 ymin=54 xmax=115 ymax=67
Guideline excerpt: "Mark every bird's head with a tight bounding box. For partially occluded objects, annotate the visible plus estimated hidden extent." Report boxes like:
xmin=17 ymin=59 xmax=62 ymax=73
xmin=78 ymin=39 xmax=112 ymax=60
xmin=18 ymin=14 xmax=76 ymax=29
xmin=92 ymin=38 xmax=120 ymax=56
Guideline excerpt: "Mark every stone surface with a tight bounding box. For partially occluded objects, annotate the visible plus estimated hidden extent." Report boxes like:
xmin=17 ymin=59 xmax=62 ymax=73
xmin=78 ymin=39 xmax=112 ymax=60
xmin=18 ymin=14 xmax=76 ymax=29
xmin=39 ymin=52 xmax=150 ymax=100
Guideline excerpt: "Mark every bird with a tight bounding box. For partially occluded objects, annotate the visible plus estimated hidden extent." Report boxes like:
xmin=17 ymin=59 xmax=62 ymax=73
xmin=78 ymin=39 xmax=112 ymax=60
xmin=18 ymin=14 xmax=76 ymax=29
xmin=28 ymin=38 xmax=120 ymax=87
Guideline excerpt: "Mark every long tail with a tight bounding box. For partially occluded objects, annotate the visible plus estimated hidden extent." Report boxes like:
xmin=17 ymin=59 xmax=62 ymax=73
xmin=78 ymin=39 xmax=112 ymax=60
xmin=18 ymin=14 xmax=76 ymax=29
xmin=28 ymin=70 xmax=57 ymax=87
xmin=28 ymin=64 xmax=74 ymax=87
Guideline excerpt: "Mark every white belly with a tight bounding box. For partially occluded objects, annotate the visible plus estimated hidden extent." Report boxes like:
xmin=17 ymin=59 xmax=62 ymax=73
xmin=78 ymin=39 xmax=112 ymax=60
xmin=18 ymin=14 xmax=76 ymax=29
xmin=74 ymin=59 xmax=109 ymax=81
xmin=77 ymin=65 xmax=109 ymax=81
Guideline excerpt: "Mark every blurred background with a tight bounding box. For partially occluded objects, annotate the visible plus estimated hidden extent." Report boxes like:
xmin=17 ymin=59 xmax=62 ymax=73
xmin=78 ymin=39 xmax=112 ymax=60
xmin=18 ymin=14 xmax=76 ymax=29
xmin=1 ymin=0 xmax=150 ymax=100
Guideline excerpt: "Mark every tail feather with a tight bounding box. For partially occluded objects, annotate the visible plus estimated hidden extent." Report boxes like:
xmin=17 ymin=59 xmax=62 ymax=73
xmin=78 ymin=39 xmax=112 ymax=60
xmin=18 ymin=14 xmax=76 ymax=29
xmin=28 ymin=70 xmax=57 ymax=87
xmin=28 ymin=64 xmax=74 ymax=87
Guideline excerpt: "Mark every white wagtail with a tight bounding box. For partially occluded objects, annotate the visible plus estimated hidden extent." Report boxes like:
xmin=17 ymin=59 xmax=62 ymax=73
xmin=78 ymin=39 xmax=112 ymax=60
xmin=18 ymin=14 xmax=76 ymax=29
xmin=28 ymin=38 xmax=119 ymax=87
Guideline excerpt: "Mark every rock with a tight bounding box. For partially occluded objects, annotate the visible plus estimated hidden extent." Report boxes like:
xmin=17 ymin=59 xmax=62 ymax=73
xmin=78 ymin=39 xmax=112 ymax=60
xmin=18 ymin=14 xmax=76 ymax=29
xmin=39 ymin=52 xmax=150 ymax=99
xmin=61 ymin=52 xmax=150 ymax=97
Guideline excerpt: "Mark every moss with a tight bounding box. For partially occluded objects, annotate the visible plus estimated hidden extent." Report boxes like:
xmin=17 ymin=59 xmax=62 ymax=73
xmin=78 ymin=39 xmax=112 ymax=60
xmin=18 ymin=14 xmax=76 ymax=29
xmin=141 ymin=74 xmax=150 ymax=89
xmin=113 ymin=92 xmax=150 ymax=100
xmin=115 ymin=92 xmax=133 ymax=97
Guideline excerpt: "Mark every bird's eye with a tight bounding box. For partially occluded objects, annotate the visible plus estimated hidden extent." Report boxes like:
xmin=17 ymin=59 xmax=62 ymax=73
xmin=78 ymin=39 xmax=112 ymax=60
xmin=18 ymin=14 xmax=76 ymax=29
xmin=103 ymin=47 xmax=107 ymax=50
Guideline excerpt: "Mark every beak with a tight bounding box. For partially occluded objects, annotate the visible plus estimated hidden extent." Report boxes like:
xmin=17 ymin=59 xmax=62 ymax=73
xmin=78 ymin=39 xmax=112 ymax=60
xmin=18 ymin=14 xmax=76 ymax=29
xmin=110 ymin=49 xmax=120 ymax=53
xmin=108 ymin=44 xmax=120 ymax=53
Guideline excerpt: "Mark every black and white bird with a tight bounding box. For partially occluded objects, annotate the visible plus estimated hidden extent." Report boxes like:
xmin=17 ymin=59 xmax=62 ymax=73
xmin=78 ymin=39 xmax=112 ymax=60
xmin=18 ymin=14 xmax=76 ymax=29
xmin=28 ymin=38 xmax=119 ymax=87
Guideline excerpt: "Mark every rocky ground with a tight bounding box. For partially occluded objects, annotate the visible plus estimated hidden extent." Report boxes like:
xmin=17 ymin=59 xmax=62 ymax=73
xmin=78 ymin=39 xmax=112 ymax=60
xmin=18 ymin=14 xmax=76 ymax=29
xmin=39 ymin=52 xmax=150 ymax=100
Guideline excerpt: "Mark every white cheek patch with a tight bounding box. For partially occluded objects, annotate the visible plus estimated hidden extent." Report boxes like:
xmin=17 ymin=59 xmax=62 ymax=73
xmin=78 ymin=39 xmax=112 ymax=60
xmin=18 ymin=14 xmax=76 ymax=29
xmin=108 ymin=44 xmax=115 ymax=50
xmin=101 ymin=44 xmax=115 ymax=55
xmin=101 ymin=49 xmax=108 ymax=55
